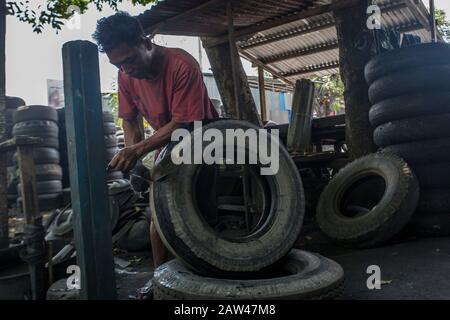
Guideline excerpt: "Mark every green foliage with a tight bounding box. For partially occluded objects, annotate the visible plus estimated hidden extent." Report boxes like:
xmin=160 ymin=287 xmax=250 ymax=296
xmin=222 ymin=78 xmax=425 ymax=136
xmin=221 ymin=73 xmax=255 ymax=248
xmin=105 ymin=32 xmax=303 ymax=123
xmin=435 ymin=8 xmax=450 ymax=43
xmin=6 ymin=0 xmax=156 ymax=33
xmin=313 ymin=74 xmax=345 ymax=118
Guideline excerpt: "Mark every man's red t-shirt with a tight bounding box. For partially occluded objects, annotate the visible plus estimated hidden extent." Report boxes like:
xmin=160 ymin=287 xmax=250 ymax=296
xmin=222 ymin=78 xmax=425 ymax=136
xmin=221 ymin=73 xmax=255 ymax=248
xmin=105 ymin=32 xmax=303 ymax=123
xmin=118 ymin=46 xmax=219 ymax=130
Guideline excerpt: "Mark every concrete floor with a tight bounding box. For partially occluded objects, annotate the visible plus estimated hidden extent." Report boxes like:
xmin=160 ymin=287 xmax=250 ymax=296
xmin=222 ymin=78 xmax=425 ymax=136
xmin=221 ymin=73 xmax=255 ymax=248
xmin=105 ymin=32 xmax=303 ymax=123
xmin=114 ymin=229 xmax=450 ymax=300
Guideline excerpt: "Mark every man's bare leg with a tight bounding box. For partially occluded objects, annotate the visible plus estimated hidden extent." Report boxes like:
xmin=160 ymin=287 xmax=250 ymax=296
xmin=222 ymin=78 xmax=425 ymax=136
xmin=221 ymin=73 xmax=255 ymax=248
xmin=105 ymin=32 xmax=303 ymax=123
xmin=150 ymin=221 xmax=169 ymax=268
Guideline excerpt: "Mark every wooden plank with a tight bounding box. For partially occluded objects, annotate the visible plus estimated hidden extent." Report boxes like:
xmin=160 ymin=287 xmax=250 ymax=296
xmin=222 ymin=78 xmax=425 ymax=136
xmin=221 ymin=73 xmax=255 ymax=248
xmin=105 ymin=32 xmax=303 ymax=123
xmin=258 ymin=66 xmax=267 ymax=122
xmin=287 ymin=79 xmax=315 ymax=154
xmin=312 ymin=115 xmax=346 ymax=129
xmin=62 ymin=40 xmax=116 ymax=300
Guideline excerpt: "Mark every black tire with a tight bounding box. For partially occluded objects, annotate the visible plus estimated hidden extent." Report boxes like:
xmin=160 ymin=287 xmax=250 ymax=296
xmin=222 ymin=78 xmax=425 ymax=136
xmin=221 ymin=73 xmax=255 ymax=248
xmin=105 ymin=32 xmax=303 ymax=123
xmin=115 ymin=218 xmax=151 ymax=252
xmin=105 ymin=148 xmax=119 ymax=161
xmin=382 ymin=138 xmax=450 ymax=165
xmin=103 ymin=111 xmax=114 ymax=123
xmin=106 ymin=171 xmax=123 ymax=181
xmin=103 ymin=122 xmax=116 ymax=135
xmin=6 ymin=96 xmax=26 ymax=109
xmin=153 ymin=250 xmax=344 ymax=300
xmin=18 ymin=180 xmax=63 ymax=195
xmin=13 ymin=105 xmax=58 ymax=124
xmin=17 ymin=193 xmax=62 ymax=212
xmin=104 ymin=134 xmax=118 ymax=148
xmin=413 ymin=163 xmax=450 ymax=189
xmin=151 ymin=119 xmax=305 ymax=275
xmin=407 ymin=211 xmax=450 ymax=237
xmin=316 ymin=153 xmax=420 ymax=248
xmin=12 ymin=120 xmax=59 ymax=148
xmin=368 ymin=65 xmax=450 ymax=104
xmin=13 ymin=147 xmax=60 ymax=165
xmin=365 ymin=42 xmax=450 ymax=84
xmin=373 ymin=114 xmax=450 ymax=147
xmin=17 ymin=164 xmax=63 ymax=181
xmin=369 ymin=92 xmax=450 ymax=127
xmin=417 ymin=189 xmax=450 ymax=213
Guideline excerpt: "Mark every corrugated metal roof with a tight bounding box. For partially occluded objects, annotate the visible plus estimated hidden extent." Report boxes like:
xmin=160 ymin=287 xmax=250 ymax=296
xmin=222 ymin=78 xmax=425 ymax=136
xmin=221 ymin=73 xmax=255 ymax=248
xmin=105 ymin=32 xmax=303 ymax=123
xmin=137 ymin=0 xmax=437 ymax=83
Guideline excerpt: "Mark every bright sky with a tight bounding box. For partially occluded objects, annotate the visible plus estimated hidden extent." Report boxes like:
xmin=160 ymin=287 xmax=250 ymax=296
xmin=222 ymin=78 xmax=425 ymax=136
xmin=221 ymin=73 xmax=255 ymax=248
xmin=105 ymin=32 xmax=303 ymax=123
xmin=5 ymin=0 xmax=450 ymax=105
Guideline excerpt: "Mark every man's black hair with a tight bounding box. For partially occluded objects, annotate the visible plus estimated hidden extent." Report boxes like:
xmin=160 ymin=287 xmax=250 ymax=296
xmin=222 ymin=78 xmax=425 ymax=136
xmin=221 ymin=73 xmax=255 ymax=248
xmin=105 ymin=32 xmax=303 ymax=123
xmin=93 ymin=11 xmax=146 ymax=53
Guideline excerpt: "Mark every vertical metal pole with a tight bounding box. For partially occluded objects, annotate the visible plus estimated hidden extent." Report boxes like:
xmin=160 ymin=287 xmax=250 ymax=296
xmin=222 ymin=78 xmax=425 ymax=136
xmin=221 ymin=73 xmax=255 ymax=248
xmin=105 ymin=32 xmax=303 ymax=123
xmin=62 ymin=40 xmax=116 ymax=300
xmin=258 ymin=66 xmax=267 ymax=123
xmin=0 ymin=0 xmax=8 ymax=249
xmin=17 ymin=145 xmax=47 ymax=300
xmin=429 ymin=0 xmax=437 ymax=42
xmin=227 ymin=2 xmax=241 ymax=120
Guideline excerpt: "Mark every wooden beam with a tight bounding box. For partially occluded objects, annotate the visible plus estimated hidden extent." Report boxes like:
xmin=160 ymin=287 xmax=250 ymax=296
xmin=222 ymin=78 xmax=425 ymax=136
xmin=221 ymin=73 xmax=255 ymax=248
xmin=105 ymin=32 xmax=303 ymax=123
xmin=205 ymin=0 xmax=360 ymax=47
xmin=429 ymin=0 xmax=437 ymax=42
xmin=62 ymin=40 xmax=116 ymax=300
xmin=258 ymin=66 xmax=267 ymax=122
xmin=282 ymin=61 xmax=340 ymax=78
xmin=261 ymin=41 xmax=339 ymax=64
xmin=238 ymin=49 xmax=294 ymax=85
xmin=146 ymin=0 xmax=229 ymax=35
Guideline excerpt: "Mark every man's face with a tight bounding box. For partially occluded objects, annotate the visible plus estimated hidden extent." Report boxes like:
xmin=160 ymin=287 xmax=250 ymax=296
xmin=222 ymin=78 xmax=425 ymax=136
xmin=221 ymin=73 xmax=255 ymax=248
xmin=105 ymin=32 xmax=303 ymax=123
xmin=107 ymin=41 xmax=151 ymax=79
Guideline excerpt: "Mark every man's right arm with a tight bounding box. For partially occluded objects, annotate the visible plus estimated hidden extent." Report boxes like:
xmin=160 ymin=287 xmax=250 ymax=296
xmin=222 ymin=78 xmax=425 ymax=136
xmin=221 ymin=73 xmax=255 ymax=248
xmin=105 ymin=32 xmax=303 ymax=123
xmin=123 ymin=117 xmax=144 ymax=147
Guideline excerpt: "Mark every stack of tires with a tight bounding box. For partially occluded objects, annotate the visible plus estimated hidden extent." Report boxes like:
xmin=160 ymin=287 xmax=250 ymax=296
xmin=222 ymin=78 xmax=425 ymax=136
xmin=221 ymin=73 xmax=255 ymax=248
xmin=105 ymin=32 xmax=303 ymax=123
xmin=12 ymin=106 xmax=63 ymax=211
xmin=103 ymin=111 xmax=123 ymax=181
xmin=116 ymin=128 xmax=125 ymax=149
xmin=151 ymin=120 xmax=344 ymax=300
xmin=5 ymin=97 xmax=26 ymax=207
xmin=365 ymin=42 xmax=450 ymax=237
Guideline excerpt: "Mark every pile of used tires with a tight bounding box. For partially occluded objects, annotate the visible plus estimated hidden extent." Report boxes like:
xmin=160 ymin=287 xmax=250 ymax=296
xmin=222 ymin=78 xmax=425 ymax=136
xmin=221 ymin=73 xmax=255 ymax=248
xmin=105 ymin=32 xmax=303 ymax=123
xmin=5 ymin=96 xmax=26 ymax=208
xmin=12 ymin=105 xmax=63 ymax=211
xmin=366 ymin=42 xmax=450 ymax=237
xmin=151 ymin=120 xmax=344 ymax=300
xmin=58 ymin=109 xmax=123 ymax=187
xmin=116 ymin=128 xmax=125 ymax=149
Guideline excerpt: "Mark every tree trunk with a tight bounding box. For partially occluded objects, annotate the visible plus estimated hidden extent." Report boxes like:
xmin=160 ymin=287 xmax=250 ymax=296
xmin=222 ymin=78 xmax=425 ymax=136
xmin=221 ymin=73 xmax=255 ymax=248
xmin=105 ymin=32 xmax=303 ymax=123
xmin=202 ymin=38 xmax=262 ymax=127
xmin=334 ymin=0 xmax=377 ymax=159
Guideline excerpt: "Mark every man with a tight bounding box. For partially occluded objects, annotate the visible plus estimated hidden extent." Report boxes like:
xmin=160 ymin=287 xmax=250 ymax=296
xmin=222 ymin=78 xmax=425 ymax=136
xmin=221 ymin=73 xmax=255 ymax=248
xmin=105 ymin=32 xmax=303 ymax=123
xmin=93 ymin=12 xmax=219 ymax=272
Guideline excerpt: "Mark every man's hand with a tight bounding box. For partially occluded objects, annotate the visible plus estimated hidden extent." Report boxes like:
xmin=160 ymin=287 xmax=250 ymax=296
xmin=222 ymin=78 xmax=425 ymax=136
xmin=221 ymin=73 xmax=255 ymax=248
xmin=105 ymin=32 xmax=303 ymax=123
xmin=108 ymin=145 xmax=142 ymax=173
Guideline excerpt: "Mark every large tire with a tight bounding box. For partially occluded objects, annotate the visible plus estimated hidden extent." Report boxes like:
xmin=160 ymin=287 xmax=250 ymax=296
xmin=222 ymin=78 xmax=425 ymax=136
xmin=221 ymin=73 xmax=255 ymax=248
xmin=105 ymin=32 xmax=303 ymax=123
xmin=369 ymin=92 xmax=450 ymax=127
xmin=151 ymin=120 xmax=305 ymax=275
xmin=365 ymin=42 xmax=450 ymax=84
xmin=417 ymin=189 xmax=450 ymax=213
xmin=103 ymin=111 xmax=114 ymax=123
xmin=316 ymin=153 xmax=419 ymax=248
xmin=413 ymin=164 xmax=450 ymax=189
xmin=104 ymin=134 xmax=118 ymax=148
xmin=13 ymin=147 xmax=60 ymax=165
xmin=115 ymin=217 xmax=151 ymax=252
xmin=105 ymin=148 xmax=119 ymax=161
xmin=18 ymin=180 xmax=63 ymax=195
xmin=153 ymin=250 xmax=344 ymax=300
xmin=373 ymin=114 xmax=450 ymax=147
xmin=6 ymin=96 xmax=26 ymax=109
xmin=368 ymin=65 xmax=450 ymax=104
xmin=103 ymin=122 xmax=117 ymax=135
xmin=407 ymin=211 xmax=450 ymax=237
xmin=13 ymin=105 xmax=58 ymax=124
xmin=382 ymin=138 xmax=450 ymax=165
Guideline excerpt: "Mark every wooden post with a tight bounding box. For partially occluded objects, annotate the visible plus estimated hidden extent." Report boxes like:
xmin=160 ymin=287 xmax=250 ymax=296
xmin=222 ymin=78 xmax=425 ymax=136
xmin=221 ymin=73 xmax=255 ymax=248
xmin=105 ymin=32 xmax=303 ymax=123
xmin=202 ymin=39 xmax=262 ymax=126
xmin=227 ymin=2 xmax=241 ymax=120
xmin=334 ymin=0 xmax=377 ymax=158
xmin=258 ymin=66 xmax=267 ymax=122
xmin=0 ymin=0 xmax=7 ymax=249
xmin=287 ymin=79 xmax=315 ymax=154
xmin=429 ymin=0 xmax=437 ymax=42
xmin=62 ymin=40 xmax=116 ymax=300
